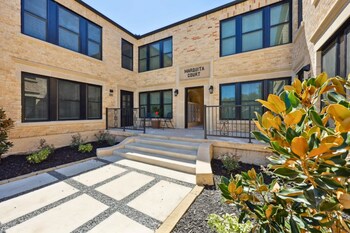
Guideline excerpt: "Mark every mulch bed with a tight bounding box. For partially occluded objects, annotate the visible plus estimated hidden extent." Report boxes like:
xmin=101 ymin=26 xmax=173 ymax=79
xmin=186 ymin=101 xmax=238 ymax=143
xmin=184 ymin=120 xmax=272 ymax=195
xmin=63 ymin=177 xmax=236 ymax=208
xmin=0 ymin=141 xmax=112 ymax=181
xmin=172 ymin=159 xmax=271 ymax=233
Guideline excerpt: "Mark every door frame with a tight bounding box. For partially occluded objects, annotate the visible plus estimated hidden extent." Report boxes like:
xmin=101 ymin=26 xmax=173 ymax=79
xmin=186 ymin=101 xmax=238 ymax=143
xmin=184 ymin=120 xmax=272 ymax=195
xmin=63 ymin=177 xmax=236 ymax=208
xmin=184 ymin=86 xmax=204 ymax=129
xmin=120 ymin=90 xmax=134 ymax=127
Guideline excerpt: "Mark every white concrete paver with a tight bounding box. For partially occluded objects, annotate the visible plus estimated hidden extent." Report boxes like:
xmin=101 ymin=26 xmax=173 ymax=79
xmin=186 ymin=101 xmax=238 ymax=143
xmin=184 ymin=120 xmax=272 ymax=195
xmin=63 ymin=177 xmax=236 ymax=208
xmin=55 ymin=160 xmax=105 ymax=177
xmin=0 ymin=173 xmax=57 ymax=200
xmin=114 ymin=158 xmax=196 ymax=184
xmin=72 ymin=164 xmax=126 ymax=186
xmin=6 ymin=194 xmax=109 ymax=233
xmin=0 ymin=182 xmax=78 ymax=224
xmin=96 ymin=171 xmax=154 ymax=200
xmin=88 ymin=212 xmax=153 ymax=233
xmin=128 ymin=180 xmax=192 ymax=221
xmin=1 ymin=157 xmax=196 ymax=232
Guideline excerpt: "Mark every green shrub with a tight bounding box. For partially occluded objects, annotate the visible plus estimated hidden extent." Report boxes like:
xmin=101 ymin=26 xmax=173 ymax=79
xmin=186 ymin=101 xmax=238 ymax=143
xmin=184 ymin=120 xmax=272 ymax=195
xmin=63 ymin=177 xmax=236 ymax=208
xmin=94 ymin=131 xmax=116 ymax=145
xmin=0 ymin=108 xmax=14 ymax=163
xmin=70 ymin=133 xmax=86 ymax=148
xmin=208 ymin=214 xmax=253 ymax=233
xmin=78 ymin=143 xmax=93 ymax=153
xmin=26 ymin=147 xmax=51 ymax=164
xmin=26 ymin=139 xmax=54 ymax=164
xmin=218 ymin=73 xmax=350 ymax=232
xmin=221 ymin=153 xmax=240 ymax=172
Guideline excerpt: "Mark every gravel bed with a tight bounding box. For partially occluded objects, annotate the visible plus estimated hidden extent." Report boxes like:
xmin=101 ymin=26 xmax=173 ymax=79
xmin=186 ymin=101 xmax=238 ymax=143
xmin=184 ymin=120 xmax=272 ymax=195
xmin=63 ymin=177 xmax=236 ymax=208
xmin=0 ymin=141 xmax=113 ymax=181
xmin=172 ymin=159 xmax=270 ymax=233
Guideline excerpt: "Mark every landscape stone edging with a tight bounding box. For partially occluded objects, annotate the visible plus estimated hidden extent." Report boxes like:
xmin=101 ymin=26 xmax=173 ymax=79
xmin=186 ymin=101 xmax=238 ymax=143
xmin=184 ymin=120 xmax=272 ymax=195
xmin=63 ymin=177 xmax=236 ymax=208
xmin=0 ymin=157 xmax=96 ymax=186
xmin=155 ymin=185 xmax=204 ymax=233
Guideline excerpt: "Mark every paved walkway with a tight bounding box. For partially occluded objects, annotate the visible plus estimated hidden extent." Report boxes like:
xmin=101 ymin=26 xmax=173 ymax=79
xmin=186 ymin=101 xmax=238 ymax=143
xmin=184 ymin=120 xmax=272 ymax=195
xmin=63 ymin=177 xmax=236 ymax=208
xmin=0 ymin=156 xmax=196 ymax=233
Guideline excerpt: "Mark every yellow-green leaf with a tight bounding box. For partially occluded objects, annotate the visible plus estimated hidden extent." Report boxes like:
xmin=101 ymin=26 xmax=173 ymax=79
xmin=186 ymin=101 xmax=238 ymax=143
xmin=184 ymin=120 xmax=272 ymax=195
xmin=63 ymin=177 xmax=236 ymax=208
xmin=315 ymin=72 xmax=328 ymax=87
xmin=257 ymin=95 xmax=286 ymax=114
xmin=327 ymin=104 xmax=350 ymax=131
xmin=284 ymin=110 xmax=304 ymax=126
xmin=291 ymin=136 xmax=308 ymax=158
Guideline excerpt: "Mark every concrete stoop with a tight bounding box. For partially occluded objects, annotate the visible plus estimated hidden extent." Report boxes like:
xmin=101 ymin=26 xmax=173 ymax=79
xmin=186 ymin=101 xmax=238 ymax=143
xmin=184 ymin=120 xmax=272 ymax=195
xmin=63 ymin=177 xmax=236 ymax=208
xmin=96 ymin=135 xmax=214 ymax=186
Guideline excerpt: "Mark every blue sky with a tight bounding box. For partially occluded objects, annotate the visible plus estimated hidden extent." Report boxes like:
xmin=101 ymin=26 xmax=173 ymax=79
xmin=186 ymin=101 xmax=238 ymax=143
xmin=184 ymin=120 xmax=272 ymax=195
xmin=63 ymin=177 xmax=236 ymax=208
xmin=82 ymin=0 xmax=234 ymax=35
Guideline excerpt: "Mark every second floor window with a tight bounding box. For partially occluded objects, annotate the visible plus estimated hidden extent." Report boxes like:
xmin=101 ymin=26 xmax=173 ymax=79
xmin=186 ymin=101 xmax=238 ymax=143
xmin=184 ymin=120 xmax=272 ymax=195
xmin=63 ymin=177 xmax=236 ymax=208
xmin=22 ymin=0 xmax=102 ymax=60
xmin=220 ymin=1 xmax=291 ymax=57
xmin=139 ymin=37 xmax=173 ymax=72
xmin=122 ymin=39 xmax=133 ymax=71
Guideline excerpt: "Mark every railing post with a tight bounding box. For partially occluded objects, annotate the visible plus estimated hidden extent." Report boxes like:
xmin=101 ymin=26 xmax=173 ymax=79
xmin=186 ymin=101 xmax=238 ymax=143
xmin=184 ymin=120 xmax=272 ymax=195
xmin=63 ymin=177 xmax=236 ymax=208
xmin=248 ymin=106 xmax=252 ymax=143
xmin=143 ymin=107 xmax=146 ymax=134
xmin=123 ymin=109 xmax=125 ymax=132
xmin=204 ymin=105 xmax=207 ymax=139
xmin=106 ymin=108 xmax=108 ymax=130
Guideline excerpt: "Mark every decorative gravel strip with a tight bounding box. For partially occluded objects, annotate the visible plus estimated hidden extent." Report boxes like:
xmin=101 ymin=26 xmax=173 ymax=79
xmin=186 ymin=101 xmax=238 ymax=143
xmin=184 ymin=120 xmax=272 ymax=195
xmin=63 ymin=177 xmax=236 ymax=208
xmin=0 ymin=191 xmax=83 ymax=231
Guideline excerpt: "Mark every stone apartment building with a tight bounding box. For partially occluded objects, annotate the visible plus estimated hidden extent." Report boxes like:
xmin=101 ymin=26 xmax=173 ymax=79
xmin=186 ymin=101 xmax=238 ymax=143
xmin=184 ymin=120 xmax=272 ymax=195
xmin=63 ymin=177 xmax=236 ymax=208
xmin=0 ymin=0 xmax=349 ymax=154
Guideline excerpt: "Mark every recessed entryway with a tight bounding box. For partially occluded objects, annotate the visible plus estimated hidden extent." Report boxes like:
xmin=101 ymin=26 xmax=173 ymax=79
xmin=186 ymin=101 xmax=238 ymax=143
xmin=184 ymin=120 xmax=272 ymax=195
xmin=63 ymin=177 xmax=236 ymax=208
xmin=120 ymin=90 xmax=134 ymax=127
xmin=185 ymin=86 xmax=204 ymax=129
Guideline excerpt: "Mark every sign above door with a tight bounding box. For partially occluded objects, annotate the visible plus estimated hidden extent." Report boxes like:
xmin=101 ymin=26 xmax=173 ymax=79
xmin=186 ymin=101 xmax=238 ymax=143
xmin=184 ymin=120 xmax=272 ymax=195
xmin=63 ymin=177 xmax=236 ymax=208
xmin=180 ymin=62 xmax=210 ymax=80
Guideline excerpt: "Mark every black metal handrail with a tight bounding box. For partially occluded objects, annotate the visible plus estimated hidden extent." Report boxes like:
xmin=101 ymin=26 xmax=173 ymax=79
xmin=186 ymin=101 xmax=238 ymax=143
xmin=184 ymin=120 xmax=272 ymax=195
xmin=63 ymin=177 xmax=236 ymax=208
xmin=106 ymin=107 xmax=146 ymax=133
xmin=204 ymin=104 xmax=262 ymax=143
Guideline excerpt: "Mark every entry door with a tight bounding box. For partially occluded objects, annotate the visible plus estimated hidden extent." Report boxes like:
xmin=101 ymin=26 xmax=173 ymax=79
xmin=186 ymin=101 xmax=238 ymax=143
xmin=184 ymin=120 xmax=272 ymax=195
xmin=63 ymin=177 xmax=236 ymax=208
xmin=120 ymin=90 xmax=134 ymax=127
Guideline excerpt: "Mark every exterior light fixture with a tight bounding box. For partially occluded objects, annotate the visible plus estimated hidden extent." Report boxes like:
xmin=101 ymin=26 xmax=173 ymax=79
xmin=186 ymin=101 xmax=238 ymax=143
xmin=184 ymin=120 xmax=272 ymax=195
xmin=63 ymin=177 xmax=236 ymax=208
xmin=209 ymin=85 xmax=214 ymax=94
xmin=174 ymin=89 xmax=179 ymax=96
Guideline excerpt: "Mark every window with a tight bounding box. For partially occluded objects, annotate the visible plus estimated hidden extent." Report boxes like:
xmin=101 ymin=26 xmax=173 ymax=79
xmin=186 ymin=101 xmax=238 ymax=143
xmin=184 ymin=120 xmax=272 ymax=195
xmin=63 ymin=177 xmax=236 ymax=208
xmin=122 ymin=39 xmax=133 ymax=71
xmin=88 ymin=85 xmax=102 ymax=119
xmin=139 ymin=38 xmax=173 ymax=72
xmin=22 ymin=73 xmax=49 ymax=122
xmin=220 ymin=1 xmax=291 ymax=56
xmin=242 ymin=11 xmax=263 ymax=52
xmin=321 ymin=20 xmax=350 ymax=78
xmin=270 ymin=3 xmax=290 ymax=46
xmin=21 ymin=0 xmax=102 ymax=60
xmin=298 ymin=0 xmax=303 ymax=27
xmin=58 ymin=80 xmax=80 ymax=120
xmin=139 ymin=90 xmax=173 ymax=118
xmin=88 ymin=23 xmax=102 ymax=59
xmin=22 ymin=0 xmax=47 ymax=40
xmin=219 ymin=78 xmax=290 ymax=120
xmin=58 ymin=7 xmax=80 ymax=52
xmin=220 ymin=84 xmax=236 ymax=120
xmin=21 ymin=72 xmax=102 ymax=122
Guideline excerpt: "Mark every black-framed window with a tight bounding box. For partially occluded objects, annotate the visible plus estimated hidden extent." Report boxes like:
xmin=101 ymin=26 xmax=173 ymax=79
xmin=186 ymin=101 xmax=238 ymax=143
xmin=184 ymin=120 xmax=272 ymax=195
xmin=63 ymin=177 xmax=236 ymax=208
xmin=321 ymin=20 xmax=350 ymax=78
xmin=87 ymin=85 xmax=102 ymax=119
xmin=21 ymin=0 xmax=102 ymax=60
xmin=88 ymin=23 xmax=102 ymax=59
xmin=298 ymin=0 xmax=303 ymax=27
xmin=139 ymin=90 xmax=173 ymax=118
xmin=219 ymin=78 xmax=290 ymax=120
xmin=220 ymin=1 xmax=291 ymax=57
xmin=22 ymin=0 xmax=47 ymax=41
xmin=122 ymin=39 xmax=133 ymax=71
xmin=139 ymin=37 xmax=173 ymax=72
xmin=23 ymin=73 xmax=49 ymax=122
xmin=58 ymin=80 xmax=81 ymax=120
xmin=22 ymin=72 xmax=102 ymax=122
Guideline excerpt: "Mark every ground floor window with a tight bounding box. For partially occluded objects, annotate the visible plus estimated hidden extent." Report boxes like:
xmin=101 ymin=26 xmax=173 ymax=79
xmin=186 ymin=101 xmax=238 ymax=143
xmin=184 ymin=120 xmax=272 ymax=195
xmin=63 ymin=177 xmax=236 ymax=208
xmin=219 ymin=77 xmax=290 ymax=120
xmin=22 ymin=72 xmax=102 ymax=122
xmin=139 ymin=90 xmax=172 ymax=118
xmin=322 ymin=19 xmax=350 ymax=77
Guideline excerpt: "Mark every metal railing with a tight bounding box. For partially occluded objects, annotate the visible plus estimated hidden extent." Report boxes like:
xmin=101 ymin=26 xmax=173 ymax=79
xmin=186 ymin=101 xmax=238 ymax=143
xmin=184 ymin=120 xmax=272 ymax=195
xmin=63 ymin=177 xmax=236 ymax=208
xmin=106 ymin=108 xmax=146 ymax=133
xmin=204 ymin=105 xmax=262 ymax=143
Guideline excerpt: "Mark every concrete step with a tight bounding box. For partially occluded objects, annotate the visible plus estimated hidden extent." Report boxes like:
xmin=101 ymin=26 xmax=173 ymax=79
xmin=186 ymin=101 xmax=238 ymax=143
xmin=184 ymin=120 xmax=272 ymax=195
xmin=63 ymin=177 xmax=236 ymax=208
xmin=113 ymin=148 xmax=196 ymax=174
xmin=135 ymin=137 xmax=200 ymax=151
xmin=124 ymin=142 xmax=197 ymax=161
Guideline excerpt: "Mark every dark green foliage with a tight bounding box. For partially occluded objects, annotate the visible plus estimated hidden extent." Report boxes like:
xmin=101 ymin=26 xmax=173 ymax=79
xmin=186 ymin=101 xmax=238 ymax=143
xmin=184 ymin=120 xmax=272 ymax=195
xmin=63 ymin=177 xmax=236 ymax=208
xmin=0 ymin=108 xmax=14 ymax=162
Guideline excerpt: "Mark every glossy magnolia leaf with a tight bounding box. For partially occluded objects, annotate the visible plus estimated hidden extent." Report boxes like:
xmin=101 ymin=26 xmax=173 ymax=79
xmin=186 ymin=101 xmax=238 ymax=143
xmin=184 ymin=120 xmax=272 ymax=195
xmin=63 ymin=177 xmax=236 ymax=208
xmin=288 ymin=91 xmax=300 ymax=108
xmin=290 ymin=216 xmax=300 ymax=233
xmin=327 ymin=91 xmax=346 ymax=103
xmin=291 ymin=136 xmax=308 ymax=158
xmin=257 ymin=94 xmax=286 ymax=114
xmin=320 ymin=199 xmax=340 ymax=211
xmin=315 ymin=73 xmax=328 ymax=87
xmin=285 ymin=110 xmax=304 ymax=126
xmin=309 ymin=110 xmax=325 ymax=129
xmin=274 ymin=168 xmax=299 ymax=178
xmin=271 ymin=141 xmax=290 ymax=156
xmin=337 ymin=191 xmax=350 ymax=209
xmin=331 ymin=78 xmax=346 ymax=95
xmin=293 ymin=79 xmax=302 ymax=94
xmin=327 ymin=104 xmax=350 ymax=131
xmin=286 ymin=127 xmax=299 ymax=144
xmin=252 ymin=131 xmax=270 ymax=143
xmin=315 ymin=177 xmax=344 ymax=189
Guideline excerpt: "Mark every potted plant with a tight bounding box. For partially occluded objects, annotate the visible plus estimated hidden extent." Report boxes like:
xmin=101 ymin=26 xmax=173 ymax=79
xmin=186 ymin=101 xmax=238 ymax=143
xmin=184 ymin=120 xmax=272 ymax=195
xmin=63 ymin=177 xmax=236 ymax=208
xmin=151 ymin=107 xmax=161 ymax=128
